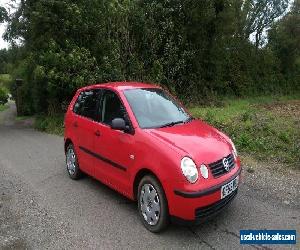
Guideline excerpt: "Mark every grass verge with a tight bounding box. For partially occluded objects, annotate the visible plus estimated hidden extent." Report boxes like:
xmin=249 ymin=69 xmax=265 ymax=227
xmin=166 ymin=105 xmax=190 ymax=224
xmin=15 ymin=116 xmax=32 ymax=121
xmin=35 ymin=114 xmax=65 ymax=136
xmin=190 ymin=95 xmax=300 ymax=169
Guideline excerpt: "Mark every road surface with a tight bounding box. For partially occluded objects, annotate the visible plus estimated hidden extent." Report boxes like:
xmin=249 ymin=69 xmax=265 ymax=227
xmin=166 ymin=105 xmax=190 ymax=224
xmin=0 ymin=102 xmax=299 ymax=249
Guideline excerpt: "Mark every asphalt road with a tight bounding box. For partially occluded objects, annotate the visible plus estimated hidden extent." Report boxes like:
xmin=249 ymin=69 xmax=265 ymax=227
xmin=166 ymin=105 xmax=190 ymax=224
xmin=0 ymin=102 xmax=299 ymax=249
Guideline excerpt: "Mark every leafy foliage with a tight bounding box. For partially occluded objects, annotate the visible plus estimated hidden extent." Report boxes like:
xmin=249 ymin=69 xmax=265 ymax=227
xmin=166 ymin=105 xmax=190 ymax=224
xmin=35 ymin=114 xmax=65 ymax=136
xmin=268 ymin=0 xmax=300 ymax=92
xmin=242 ymin=0 xmax=289 ymax=48
xmin=1 ymin=0 xmax=299 ymax=115
xmin=0 ymin=5 xmax=8 ymax=23
xmin=0 ymin=74 xmax=10 ymax=105
xmin=0 ymin=87 xmax=8 ymax=105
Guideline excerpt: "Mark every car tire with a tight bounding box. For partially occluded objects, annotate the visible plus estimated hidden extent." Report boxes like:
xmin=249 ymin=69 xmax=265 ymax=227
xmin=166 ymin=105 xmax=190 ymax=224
xmin=66 ymin=143 xmax=83 ymax=180
xmin=137 ymin=175 xmax=169 ymax=233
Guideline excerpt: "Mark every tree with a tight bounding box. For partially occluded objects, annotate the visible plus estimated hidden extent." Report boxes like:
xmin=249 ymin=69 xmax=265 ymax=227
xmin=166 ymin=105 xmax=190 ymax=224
xmin=242 ymin=0 xmax=289 ymax=49
xmin=268 ymin=0 xmax=300 ymax=91
xmin=3 ymin=0 xmax=299 ymax=115
xmin=0 ymin=5 xmax=8 ymax=23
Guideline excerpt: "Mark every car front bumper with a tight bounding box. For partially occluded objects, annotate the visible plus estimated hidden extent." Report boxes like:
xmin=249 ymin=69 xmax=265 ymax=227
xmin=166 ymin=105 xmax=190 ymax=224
xmin=171 ymin=189 xmax=238 ymax=225
xmin=165 ymin=167 xmax=242 ymax=223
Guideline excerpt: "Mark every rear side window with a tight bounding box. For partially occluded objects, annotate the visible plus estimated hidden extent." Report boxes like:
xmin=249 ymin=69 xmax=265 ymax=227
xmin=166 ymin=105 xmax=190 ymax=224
xmin=73 ymin=89 xmax=101 ymax=120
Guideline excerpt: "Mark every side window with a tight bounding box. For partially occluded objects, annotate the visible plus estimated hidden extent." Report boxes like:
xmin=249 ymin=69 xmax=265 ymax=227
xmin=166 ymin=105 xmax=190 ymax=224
xmin=101 ymin=90 xmax=126 ymax=126
xmin=73 ymin=89 xmax=100 ymax=120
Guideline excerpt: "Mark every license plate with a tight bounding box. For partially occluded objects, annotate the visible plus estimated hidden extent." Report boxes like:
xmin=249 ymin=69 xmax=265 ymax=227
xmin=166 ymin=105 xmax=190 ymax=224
xmin=221 ymin=176 xmax=239 ymax=199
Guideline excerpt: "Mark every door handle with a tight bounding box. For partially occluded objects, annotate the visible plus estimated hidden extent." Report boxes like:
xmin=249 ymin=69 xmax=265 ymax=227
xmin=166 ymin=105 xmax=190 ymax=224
xmin=73 ymin=121 xmax=78 ymax=128
xmin=95 ymin=130 xmax=101 ymax=137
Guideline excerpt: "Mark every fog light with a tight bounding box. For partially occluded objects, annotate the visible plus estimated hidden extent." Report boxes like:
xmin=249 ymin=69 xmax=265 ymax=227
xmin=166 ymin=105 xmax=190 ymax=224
xmin=200 ymin=164 xmax=209 ymax=179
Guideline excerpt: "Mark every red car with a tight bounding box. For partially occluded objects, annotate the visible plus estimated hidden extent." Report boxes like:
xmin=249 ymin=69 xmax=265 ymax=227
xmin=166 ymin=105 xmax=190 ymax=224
xmin=64 ymin=82 xmax=241 ymax=232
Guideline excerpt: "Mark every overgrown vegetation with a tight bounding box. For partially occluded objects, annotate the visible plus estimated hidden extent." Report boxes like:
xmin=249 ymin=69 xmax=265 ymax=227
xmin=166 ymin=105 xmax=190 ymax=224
xmin=190 ymin=96 xmax=300 ymax=169
xmin=35 ymin=114 xmax=65 ymax=136
xmin=0 ymin=74 xmax=10 ymax=103
xmin=0 ymin=74 xmax=11 ymax=106
xmin=0 ymin=89 xmax=8 ymax=105
xmin=0 ymin=74 xmax=11 ymax=90
xmin=0 ymin=0 xmax=299 ymax=115
xmin=0 ymin=75 xmax=10 ymax=105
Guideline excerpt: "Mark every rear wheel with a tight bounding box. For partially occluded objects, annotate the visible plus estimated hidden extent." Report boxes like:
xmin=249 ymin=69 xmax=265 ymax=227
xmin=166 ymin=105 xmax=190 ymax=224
xmin=137 ymin=175 xmax=169 ymax=233
xmin=66 ymin=144 xmax=83 ymax=180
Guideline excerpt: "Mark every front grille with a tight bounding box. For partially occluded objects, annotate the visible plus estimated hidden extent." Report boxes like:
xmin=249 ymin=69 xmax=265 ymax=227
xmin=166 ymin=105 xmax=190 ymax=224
xmin=195 ymin=189 xmax=237 ymax=220
xmin=209 ymin=154 xmax=235 ymax=178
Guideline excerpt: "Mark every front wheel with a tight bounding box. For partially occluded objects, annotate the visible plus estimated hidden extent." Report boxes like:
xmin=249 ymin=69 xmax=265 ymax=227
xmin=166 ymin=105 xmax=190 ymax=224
xmin=137 ymin=175 xmax=169 ymax=233
xmin=66 ymin=143 xmax=83 ymax=180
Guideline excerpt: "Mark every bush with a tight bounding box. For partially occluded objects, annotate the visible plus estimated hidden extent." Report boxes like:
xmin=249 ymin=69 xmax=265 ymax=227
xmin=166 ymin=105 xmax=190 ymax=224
xmin=0 ymin=87 xmax=8 ymax=105
xmin=35 ymin=114 xmax=65 ymax=136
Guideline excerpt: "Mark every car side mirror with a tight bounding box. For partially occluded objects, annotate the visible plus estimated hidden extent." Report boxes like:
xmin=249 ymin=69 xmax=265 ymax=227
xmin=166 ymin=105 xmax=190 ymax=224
xmin=111 ymin=118 xmax=127 ymax=131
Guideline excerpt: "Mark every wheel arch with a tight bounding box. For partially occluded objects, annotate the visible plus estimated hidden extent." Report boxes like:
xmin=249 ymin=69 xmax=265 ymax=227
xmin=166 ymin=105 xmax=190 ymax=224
xmin=133 ymin=168 xmax=164 ymax=201
xmin=64 ymin=138 xmax=73 ymax=153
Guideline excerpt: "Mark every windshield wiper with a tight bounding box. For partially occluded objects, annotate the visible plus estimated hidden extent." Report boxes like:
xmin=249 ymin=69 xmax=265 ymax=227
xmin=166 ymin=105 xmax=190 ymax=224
xmin=159 ymin=120 xmax=185 ymax=128
xmin=184 ymin=117 xmax=194 ymax=123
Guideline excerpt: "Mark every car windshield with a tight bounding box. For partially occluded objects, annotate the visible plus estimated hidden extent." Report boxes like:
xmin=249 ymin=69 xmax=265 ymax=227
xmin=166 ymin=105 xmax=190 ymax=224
xmin=123 ymin=88 xmax=192 ymax=129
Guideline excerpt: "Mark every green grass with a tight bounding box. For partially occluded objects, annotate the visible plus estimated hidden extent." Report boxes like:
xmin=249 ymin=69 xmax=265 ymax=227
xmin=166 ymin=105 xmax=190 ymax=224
xmin=15 ymin=115 xmax=32 ymax=121
xmin=35 ymin=114 xmax=65 ymax=136
xmin=189 ymin=95 xmax=300 ymax=169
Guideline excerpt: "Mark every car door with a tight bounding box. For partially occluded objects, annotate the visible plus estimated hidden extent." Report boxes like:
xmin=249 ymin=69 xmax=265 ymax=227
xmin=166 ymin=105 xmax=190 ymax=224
xmin=72 ymin=89 xmax=102 ymax=176
xmin=93 ymin=89 xmax=135 ymax=194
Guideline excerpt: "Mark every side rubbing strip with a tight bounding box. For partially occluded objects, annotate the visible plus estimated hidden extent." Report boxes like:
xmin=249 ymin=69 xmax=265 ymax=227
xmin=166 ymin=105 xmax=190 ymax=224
xmin=79 ymin=146 xmax=127 ymax=172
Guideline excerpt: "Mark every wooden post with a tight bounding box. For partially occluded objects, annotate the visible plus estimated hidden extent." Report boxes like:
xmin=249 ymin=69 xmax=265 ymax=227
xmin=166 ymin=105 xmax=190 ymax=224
xmin=15 ymin=79 xmax=23 ymax=116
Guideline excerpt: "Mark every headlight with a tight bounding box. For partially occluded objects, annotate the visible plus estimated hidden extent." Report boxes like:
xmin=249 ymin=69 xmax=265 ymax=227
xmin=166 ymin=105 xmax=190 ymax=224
xmin=230 ymin=139 xmax=238 ymax=159
xmin=181 ymin=157 xmax=198 ymax=183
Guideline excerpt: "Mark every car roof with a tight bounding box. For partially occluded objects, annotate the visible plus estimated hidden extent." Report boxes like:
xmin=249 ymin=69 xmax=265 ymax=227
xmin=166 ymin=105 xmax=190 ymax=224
xmin=78 ymin=81 xmax=161 ymax=92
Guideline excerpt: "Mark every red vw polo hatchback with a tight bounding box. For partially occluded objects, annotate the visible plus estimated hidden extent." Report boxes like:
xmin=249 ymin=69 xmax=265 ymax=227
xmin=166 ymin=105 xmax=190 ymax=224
xmin=64 ymin=82 xmax=241 ymax=232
